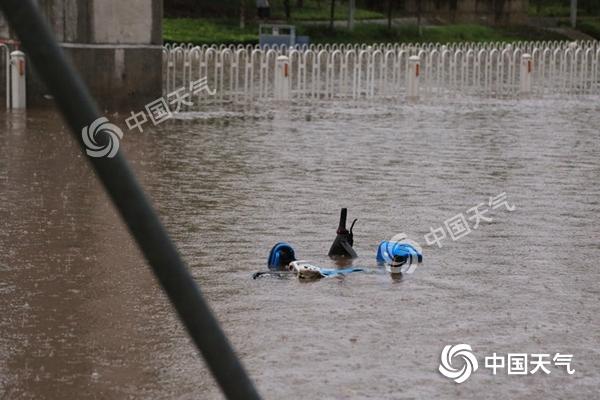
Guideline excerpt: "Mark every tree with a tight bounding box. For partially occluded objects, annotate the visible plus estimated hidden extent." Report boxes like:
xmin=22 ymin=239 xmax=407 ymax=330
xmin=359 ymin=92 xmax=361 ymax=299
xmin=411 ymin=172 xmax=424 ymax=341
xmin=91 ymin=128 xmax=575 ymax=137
xmin=240 ymin=0 xmax=245 ymax=29
xmin=348 ymin=0 xmax=355 ymax=31
xmin=417 ymin=0 xmax=422 ymax=36
xmin=329 ymin=0 xmax=336 ymax=30
xmin=284 ymin=0 xmax=291 ymax=20
xmin=535 ymin=0 xmax=542 ymax=15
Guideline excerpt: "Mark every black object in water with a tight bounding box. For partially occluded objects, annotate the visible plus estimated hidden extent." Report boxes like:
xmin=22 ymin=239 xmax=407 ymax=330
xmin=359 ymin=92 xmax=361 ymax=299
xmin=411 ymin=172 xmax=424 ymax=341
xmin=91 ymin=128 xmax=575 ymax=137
xmin=328 ymin=208 xmax=358 ymax=259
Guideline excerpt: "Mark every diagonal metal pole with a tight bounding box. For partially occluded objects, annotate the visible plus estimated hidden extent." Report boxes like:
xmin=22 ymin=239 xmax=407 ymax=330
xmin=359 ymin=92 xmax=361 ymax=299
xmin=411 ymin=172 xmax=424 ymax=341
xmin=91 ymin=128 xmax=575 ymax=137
xmin=0 ymin=1 xmax=262 ymax=399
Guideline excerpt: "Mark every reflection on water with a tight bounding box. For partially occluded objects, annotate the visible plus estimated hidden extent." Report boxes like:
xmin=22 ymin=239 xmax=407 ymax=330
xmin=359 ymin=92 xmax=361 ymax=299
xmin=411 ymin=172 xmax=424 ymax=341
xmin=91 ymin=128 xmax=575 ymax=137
xmin=1 ymin=98 xmax=599 ymax=399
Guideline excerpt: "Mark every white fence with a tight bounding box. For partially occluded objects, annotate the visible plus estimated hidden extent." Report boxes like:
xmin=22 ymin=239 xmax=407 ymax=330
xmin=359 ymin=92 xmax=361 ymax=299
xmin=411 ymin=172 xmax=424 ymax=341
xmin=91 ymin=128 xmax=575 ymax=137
xmin=163 ymin=41 xmax=600 ymax=106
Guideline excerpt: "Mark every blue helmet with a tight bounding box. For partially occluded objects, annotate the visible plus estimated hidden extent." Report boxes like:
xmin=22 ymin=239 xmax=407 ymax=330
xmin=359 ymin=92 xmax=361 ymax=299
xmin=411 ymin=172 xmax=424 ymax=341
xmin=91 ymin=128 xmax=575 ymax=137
xmin=267 ymin=242 xmax=297 ymax=270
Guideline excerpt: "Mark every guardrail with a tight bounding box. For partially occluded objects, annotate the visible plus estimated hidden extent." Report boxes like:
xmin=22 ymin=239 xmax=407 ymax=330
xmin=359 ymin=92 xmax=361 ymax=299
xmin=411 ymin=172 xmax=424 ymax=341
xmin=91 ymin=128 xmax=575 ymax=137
xmin=163 ymin=40 xmax=600 ymax=106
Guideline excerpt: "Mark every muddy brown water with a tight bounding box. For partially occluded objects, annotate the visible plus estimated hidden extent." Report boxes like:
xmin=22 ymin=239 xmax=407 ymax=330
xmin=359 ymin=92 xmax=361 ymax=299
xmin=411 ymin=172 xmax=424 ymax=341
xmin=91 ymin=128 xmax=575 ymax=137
xmin=0 ymin=98 xmax=599 ymax=399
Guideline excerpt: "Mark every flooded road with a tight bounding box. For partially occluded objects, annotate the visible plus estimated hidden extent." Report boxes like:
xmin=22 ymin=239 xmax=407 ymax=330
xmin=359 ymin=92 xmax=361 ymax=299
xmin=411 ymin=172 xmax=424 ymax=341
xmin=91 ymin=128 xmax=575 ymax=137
xmin=1 ymin=97 xmax=599 ymax=399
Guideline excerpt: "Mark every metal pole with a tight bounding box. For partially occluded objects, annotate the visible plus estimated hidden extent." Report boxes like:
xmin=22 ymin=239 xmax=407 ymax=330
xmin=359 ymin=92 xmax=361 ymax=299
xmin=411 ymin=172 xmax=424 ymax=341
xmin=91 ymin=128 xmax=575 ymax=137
xmin=0 ymin=1 xmax=262 ymax=399
xmin=571 ymin=0 xmax=578 ymax=28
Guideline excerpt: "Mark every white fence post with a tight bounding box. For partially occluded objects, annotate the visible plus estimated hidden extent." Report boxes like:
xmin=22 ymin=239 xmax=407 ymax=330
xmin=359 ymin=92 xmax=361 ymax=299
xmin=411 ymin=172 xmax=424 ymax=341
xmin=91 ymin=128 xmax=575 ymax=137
xmin=10 ymin=50 xmax=26 ymax=109
xmin=407 ymin=55 xmax=420 ymax=100
xmin=520 ymin=53 xmax=532 ymax=95
xmin=274 ymin=55 xmax=290 ymax=100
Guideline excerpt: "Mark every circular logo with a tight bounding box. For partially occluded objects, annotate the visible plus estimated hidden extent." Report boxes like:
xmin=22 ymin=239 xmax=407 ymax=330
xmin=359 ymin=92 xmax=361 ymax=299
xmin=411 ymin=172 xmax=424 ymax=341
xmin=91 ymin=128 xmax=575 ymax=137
xmin=380 ymin=233 xmax=423 ymax=274
xmin=81 ymin=117 xmax=123 ymax=158
xmin=439 ymin=344 xmax=479 ymax=383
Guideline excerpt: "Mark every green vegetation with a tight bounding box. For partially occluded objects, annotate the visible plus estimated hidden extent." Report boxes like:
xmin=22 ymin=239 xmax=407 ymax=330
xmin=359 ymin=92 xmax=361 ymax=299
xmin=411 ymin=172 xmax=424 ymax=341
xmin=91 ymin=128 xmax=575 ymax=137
xmin=528 ymin=0 xmax=600 ymax=17
xmin=528 ymin=4 xmax=571 ymax=17
xmin=163 ymin=0 xmax=597 ymax=45
xmin=270 ymin=0 xmax=383 ymax=21
xmin=164 ymin=18 xmax=570 ymax=46
xmin=300 ymin=24 xmax=569 ymax=44
xmin=578 ymin=19 xmax=600 ymax=39
xmin=164 ymin=18 xmax=257 ymax=45
xmin=550 ymin=16 xmax=600 ymax=39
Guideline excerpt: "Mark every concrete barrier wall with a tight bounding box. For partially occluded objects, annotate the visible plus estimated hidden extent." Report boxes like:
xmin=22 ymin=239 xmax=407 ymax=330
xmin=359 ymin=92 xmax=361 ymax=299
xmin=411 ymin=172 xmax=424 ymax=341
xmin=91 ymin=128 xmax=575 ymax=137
xmin=0 ymin=0 xmax=163 ymax=110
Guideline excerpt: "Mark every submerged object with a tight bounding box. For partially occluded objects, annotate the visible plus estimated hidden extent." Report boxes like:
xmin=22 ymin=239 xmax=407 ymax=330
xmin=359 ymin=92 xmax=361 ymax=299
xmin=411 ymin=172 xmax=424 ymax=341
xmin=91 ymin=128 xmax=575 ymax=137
xmin=289 ymin=261 xmax=323 ymax=279
xmin=259 ymin=243 xmax=363 ymax=280
xmin=328 ymin=208 xmax=358 ymax=259
xmin=376 ymin=240 xmax=423 ymax=273
xmin=289 ymin=261 xmax=363 ymax=280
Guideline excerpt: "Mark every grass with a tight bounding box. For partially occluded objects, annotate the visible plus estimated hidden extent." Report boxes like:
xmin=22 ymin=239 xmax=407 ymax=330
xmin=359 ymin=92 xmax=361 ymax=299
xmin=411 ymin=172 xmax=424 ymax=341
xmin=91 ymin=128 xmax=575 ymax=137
xmin=552 ymin=16 xmax=600 ymax=39
xmin=578 ymin=18 xmax=600 ymax=39
xmin=164 ymin=18 xmax=571 ymax=46
xmin=164 ymin=18 xmax=258 ymax=45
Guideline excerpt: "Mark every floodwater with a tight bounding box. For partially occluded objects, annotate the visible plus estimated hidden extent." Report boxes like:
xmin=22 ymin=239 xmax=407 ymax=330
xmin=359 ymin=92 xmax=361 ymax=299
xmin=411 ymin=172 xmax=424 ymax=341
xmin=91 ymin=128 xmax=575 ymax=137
xmin=0 ymin=97 xmax=599 ymax=399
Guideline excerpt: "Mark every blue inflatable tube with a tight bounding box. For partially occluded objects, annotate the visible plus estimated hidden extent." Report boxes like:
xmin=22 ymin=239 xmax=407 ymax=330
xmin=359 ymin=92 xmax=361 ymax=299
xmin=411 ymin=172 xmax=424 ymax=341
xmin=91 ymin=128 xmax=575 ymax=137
xmin=376 ymin=240 xmax=423 ymax=273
